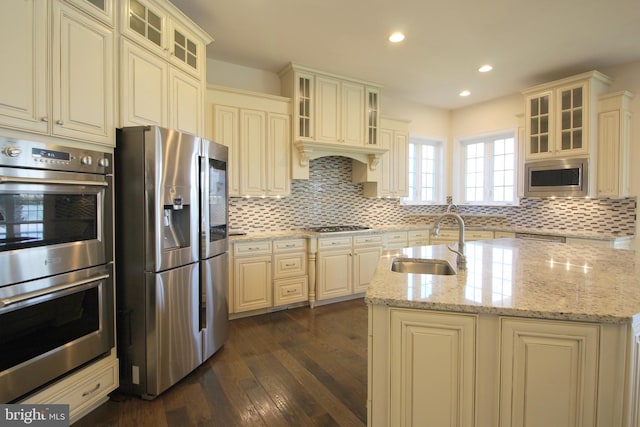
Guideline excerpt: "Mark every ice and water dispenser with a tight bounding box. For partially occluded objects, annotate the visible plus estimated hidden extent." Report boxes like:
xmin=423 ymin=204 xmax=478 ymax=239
xmin=162 ymin=187 xmax=191 ymax=250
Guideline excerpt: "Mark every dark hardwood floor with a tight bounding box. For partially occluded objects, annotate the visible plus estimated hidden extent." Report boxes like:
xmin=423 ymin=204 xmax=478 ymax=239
xmin=74 ymin=298 xmax=368 ymax=427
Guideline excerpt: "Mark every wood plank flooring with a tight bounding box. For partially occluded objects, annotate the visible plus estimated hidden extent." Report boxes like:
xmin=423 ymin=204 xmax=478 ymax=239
xmin=73 ymin=298 xmax=368 ymax=427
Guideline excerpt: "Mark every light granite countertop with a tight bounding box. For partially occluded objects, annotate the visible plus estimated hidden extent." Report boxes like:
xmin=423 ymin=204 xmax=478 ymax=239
xmin=365 ymin=238 xmax=640 ymax=324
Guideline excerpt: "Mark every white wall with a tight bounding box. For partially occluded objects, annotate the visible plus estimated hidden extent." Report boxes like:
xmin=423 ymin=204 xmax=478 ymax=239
xmin=206 ymin=58 xmax=281 ymax=95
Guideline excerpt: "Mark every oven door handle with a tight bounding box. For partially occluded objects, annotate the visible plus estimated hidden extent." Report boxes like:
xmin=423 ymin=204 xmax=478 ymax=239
xmin=0 ymin=273 xmax=109 ymax=308
xmin=0 ymin=176 xmax=109 ymax=187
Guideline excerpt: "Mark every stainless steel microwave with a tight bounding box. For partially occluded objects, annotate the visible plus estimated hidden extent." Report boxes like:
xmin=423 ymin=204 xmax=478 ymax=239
xmin=524 ymin=158 xmax=588 ymax=197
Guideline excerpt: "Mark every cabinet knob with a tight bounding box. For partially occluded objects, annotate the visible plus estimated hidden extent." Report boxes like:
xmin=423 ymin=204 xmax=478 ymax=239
xmin=40 ymin=117 xmax=48 ymax=123
xmin=56 ymin=120 xmax=64 ymax=125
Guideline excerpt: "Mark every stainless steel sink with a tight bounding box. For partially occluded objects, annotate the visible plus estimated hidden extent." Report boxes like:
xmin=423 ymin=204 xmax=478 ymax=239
xmin=391 ymin=257 xmax=456 ymax=275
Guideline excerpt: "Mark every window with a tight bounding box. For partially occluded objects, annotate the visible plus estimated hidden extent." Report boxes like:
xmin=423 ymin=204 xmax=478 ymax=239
xmin=404 ymin=138 xmax=442 ymax=204
xmin=460 ymin=133 xmax=516 ymax=204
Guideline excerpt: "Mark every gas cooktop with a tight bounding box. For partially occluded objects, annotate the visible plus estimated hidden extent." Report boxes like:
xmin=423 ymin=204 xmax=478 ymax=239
xmin=305 ymin=225 xmax=372 ymax=233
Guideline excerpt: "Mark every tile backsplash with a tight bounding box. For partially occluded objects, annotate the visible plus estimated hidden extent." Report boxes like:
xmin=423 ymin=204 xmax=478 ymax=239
xmin=229 ymin=156 xmax=636 ymax=236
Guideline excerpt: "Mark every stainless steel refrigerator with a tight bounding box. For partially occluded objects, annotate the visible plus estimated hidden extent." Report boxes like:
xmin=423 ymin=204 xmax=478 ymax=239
xmin=115 ymin=126 xmax=228 ymax=399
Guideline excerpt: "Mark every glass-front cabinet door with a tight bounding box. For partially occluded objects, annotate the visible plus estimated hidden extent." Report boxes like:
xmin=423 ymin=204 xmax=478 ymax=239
xmin=295 ymin=73 xmax=314 ymax=140
xmin=526 ymin=91 xmax=553 ymax=158
xmin=558 ymin=84 xmax=585 ymax=153
xmin=366 ymin=87 xmax=380 ymax=145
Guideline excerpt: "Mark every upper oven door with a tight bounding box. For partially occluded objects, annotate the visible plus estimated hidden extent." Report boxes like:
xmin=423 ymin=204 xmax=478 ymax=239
xmin=0 ymin=167 xmax=112 ymax=286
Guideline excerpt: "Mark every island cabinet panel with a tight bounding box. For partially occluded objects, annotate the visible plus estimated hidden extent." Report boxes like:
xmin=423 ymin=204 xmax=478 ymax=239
xmin=499 ymin=318 xmax=599 ymax=427
xmin=389 ymin=309 xmax=476 ymax=427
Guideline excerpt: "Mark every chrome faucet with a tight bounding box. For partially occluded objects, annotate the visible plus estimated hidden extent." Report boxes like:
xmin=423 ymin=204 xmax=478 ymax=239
xmin=446 ymin=203 xmax=457 ymax=213
xmin=432 ymin=213 xmax=466 ymax=269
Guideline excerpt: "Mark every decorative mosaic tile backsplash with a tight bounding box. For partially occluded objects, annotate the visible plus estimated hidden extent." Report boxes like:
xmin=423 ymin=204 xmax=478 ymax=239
xmin=229 ymin=156 xmax=637 ymax=236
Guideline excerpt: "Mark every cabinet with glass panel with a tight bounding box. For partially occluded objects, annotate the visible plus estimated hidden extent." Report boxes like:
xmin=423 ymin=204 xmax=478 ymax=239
xmin=119 ymin=0 xmax=212 ymax=135
xmin=523 ymin=71 xmax=612 ymax=160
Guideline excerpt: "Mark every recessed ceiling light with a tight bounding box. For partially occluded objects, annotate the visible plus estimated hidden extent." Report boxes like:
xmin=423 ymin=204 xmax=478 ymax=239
xmin=459 ymin=90 xmax=471 ymax=97
xmin=478 ymin=64 xmax=493 ymax=73
xmin=388 ymin=32 xmax=405 ymax=43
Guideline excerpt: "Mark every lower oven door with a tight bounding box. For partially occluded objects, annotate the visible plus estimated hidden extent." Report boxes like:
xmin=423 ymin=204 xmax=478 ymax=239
xmin=0 ymin=167 xmax=112 ymax=287
xmin=0 ymin=263 xmax=114 ymax=403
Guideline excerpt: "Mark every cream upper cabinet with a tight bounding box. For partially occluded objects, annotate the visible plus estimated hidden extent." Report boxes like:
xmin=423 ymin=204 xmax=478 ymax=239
xmin=358 ymin=118 xmax=409 ymax=198
xmin=168 ymin=67 xmax=202 ymax=135
xmin=0 ymin=0 xmax=115 ymax=146
xmin=281 ymin=64 xmax=380 ymax=147
xmin=52 ymin=1 xmax=115 ymax=145
xmin=0 ymin=0 xmax=48 ymax=134
xmin=314 ymin=75 xmax=366 ymax=146
xmin=119 ymin=38 xmax=167 ymax=127
xmin=66 ymin=0 xmax=115 ymax=26
xmin=119 ymin=0 xmax=211 ymax=136
xmin=122 ymin=0 xmax=206 ymax=77
xmin=210 ymin=105 xmax=240 ymax=196
xmin=207 ymin=86 xmax=291 ymax=198
xmin=523 ymin=71 xmax=612 ymax=160
xmin=238 ymin=109 xmax=290 ymax=197
xmin=596 ymin=91 xmax=633 ymax=198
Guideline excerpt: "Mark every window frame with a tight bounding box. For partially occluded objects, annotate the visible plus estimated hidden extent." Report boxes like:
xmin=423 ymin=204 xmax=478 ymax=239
xmin=454 ymin=130 xmax=519 ymax=206
xmin=402 ymin=136 xmax=444 ymax=205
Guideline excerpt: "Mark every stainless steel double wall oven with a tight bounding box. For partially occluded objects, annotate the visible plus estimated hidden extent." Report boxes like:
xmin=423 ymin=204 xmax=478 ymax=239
xmin=0 ymin=137 xmax=114 ymax=403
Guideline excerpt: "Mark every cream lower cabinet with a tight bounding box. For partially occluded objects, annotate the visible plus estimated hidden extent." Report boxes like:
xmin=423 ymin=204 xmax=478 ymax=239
xmin=232 ymin=240 xmax=272 ymax=312
xmin=21 ymin=351 xmax=118 ymax=424
xmin=369 ymin=306 xmax=629 ymax=427
xmin=353 ymin=234 xmax=384 ymax=293
xmin=317 ymin=237 xmax=353 ymax=300
xmin=273 ymin=238 xmax=308 ymax=306
xmin=407 ymin=229 xmax=431 ymax=246
xmin=388 ymin=309 xmax=476 ymax=427
xmin=231 ymin=238 xmax=308 ymax=315
xmin=430 ymin=229 xmax=494 ymax=245
xmin=499 ymin=318 xmax=599 ymax=427
xmin=316 ymin=234 xmax=382 ymax=301
xmin=383 ymin=231 xmax=408 ymax=249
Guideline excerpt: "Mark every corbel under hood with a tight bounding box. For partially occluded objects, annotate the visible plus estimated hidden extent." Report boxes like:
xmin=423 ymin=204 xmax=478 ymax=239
xmin=292 ymin=140 xmax=388 ymax=179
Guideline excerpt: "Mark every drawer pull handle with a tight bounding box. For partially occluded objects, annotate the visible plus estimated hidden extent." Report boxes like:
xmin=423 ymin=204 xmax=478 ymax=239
xmin=247 ymin=247 xmax=260 ymax=251
xmin=82 ymin=382 xmax=101 ymax=397
xmin=285 ymin=244 xmax=295 ymax=248
xmin=285 ymin=289 xmax=297 ymax=295
xmin=285 ymin=263 xmax=296 ymax=267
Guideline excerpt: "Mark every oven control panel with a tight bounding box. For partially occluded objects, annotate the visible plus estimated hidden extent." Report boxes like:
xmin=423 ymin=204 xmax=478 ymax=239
xmin=0 ymin=137 xmax=111 ymax=174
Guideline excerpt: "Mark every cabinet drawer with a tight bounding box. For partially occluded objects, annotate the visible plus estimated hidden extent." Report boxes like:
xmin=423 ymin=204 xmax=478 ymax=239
xmin=274 ymin=276 xmax=308 ymax=306
xmin=466 ymin=230 xmax=494 ymax=241
xmin=353 ymin=234 xmax=384 ymax=247
xmin=273 ymin=238 xmax=306 ymax=253
xmin=318 ymin=236 xmax=352 ymax=249
xmin=273 ymin=252 xmax=306 ymax=278
xmin=408 ymin=230 xmax=431 ymax=241
xmin=494 ymin=231 xmax=516 ymax=239
xmin=22 ymin=355 xmax=118 ymax=424
xmin=234 ymin=240 xmax=272 ymax=256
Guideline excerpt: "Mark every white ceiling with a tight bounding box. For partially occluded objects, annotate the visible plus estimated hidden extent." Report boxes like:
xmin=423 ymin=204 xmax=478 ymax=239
xmin=169 ymin=0 xmax=640 ymax=110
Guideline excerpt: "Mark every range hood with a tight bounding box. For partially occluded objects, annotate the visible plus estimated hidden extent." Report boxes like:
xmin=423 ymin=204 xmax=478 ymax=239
xmin=292 ymin=140 xmax=388 ymax=180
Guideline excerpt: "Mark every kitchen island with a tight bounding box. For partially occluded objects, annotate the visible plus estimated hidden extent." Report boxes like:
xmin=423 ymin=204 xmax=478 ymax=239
xmin=366 ymin=238 xmax=640 ymax=427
